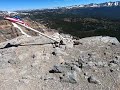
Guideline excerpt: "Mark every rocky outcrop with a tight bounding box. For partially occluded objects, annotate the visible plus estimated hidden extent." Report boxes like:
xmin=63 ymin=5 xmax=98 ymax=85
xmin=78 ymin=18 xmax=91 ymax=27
xmin=0 ymin=20 xmax=22 ymax=42
xmin=0 ymin=35 xmax=120 ymax=90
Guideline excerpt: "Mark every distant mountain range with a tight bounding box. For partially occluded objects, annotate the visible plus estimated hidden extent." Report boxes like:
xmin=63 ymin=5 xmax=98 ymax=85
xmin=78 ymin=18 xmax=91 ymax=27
xmin=60 ymin=1 xmax=120 ymax=9
xmin=0 ymin=1 xmax=120 ymax=14
xmin=17 ymin=1 xmax=120 ymax=21
xmin=17 ymin=1 xmax=120 ymax=12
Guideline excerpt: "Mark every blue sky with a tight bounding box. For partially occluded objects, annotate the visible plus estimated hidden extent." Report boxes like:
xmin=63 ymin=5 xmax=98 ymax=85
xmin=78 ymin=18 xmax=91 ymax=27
xmin=0 ymin=0 xmax=118 ymax=11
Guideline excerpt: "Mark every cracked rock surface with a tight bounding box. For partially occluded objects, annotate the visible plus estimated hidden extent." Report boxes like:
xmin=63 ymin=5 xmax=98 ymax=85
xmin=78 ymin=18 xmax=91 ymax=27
xmin=0 ymin=35 xmax=120 ymax=90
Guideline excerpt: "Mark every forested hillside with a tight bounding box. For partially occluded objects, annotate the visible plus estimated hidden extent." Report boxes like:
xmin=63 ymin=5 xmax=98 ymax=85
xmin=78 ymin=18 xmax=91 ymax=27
xmin=20 ymin=6 xmax=120 ymax=41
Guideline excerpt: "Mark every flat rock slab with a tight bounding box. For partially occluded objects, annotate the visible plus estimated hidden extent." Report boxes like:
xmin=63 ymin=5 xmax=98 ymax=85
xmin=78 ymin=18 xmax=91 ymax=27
xmin=0 ymin=35 xmax=120 ymax=90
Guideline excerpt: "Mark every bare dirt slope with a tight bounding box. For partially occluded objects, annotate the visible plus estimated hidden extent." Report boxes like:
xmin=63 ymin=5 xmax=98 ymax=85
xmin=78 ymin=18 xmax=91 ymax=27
xmin=0 ymin=19 xmax=49 ymax=43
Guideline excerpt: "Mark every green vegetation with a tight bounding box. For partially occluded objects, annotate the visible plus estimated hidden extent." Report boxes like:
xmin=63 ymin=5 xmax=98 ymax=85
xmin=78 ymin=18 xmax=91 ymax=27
xmin=22 ymin=7 xmax=120 ymax=41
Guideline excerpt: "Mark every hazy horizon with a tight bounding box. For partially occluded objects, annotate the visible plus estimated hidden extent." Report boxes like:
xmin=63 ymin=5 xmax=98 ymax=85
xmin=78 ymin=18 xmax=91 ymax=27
xmin=0 ymin=0 xmax=119 ymax=11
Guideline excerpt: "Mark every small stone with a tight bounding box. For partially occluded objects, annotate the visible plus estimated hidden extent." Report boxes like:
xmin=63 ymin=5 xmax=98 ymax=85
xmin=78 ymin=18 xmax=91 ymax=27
xmin=59 ymin=77 xmax=63 ymax=80
xmin=59 ymin=40 xmax=64 ymax=45
xmin=87 ymin=76 xmax=100 ymax=84
xmin=8 ymin=59 xmax=16 ymax=65
xmin=31 ymin=65 xmax=33 ymax=67
xmin=115 ymin=56 xmax=118 ymax=60
xmin=32 ymin=54 xmax=36 ymax=59
xmin=67 ymin=71 xmax=77 ymax=84
xmin=49 ymin=65 xmax=62 ymax=73
xmin=111 ymin=43 xmax=116 ymax=45
xmin=109 ymin=60 xmax=118 ymax=64
xmin=110 ymin=69 xmax=114 ymax=72
xmin=108 ymin=63 xmax=117 ymax=67
xmin=104 ymin=53 xmax=106 ymax=55
xmin=52 ymin=52 xmax=56 ymax=56
xmin=78 ymin=60 xmax=83 ymax=68
xmin=84 ymin=72 xmax=89 ymax=76
xmin=73 ymin=41 xmax=81 ymax=45
xmin=88 ymin=53 xmax=92 ymax=57
xmin=73 ymin=65 xmax=82 ymax=73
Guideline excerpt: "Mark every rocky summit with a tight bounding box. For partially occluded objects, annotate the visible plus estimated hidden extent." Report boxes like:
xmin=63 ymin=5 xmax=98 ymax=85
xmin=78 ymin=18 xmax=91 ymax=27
xmin=0 ymin=34 xmax=120 ymax=90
